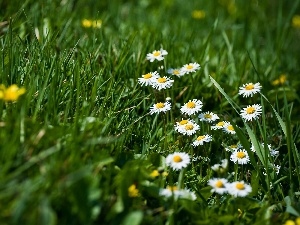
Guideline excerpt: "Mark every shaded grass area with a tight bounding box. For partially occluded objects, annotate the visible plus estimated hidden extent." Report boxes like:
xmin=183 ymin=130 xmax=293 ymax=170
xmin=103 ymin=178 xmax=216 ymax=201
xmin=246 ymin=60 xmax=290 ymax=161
xmin=0 ymin=0 xmax=300 ymax=224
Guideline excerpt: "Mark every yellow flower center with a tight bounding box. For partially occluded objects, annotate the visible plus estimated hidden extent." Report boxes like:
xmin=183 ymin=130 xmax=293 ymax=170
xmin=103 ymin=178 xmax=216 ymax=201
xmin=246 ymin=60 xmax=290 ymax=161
xmin=186 ymin=64 xmax=194 ymax=70
xmin=246 ymin=106 xmax=256 ymax=114
xmin=155 ymin=103 xmax=165 ymax=108
xmin=128 ymin=184 xmax=139 ymax=197
xmin=235 ymin=183 xmax=245 ymax=190
xmin=173 ymin=155 xmax=182 ymax=163
xmin=215 ymin=180 xmax=224 ymax=188
xmin=157 ymin=77 xmax=167 ymax=83
xmin=192 ymin=10 xmax=206 ymax=19
xmin=143 ymin=73 xmax=152 ymax=79
xmin=186 ymin=102 xmax=196 ymax=108
xmin=204 ymin=114 xmax=212 ymax=119
xmin=173 ymin=69 xmax=180 ymax=75
xmin=197 ymin=136 xmax=205 ymax=141
xmin=153 ymin=51 xmax=161 ymax=57
xmin=216 ymin=121 xmax=225 ymax=127
xmin=230 ymin=145 xmax=237 ymax=149
xmin=167 ymin=186 xmax=178 ymax=191
xmin=245 ymin=83 xmax=254 ymax=90
xmin=292 ymin=15 xmax=300 ymax=28
xmin=179 ymin=120 xmax=188 ymax=125
xmin=236 ymin=152 xmax=246 ymax=159
xmin=150 ymin=170 xmax=159 ymax=178
xmin=227 ymin=125 xmax=234 ymax=131
xmin=185 ymin=124 xmax=194 ymax=130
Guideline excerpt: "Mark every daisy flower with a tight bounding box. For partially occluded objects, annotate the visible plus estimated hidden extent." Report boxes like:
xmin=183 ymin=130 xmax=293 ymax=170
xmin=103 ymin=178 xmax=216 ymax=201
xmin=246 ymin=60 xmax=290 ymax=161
xmin=151 ymin=76 xmax=174 ymax=90
xmin=167 ymin=68 xmax=185 ymax=77
xmin=138 ymin=71 xmax=159 ymax=86
xmin=174 ymin=119 xmax=192 ymax=132
xmin=238 ymin=82 xmax=262 ymax=98
xmin=159 ymin=186 xmax=180 ymax=198
xmin=208 ymin=178 xmax=229 ymax=194
xmin=227 ymin=181 xmax=252 ymax=197
xmin=211 ymin=121 xmax=229 ymax=130
xmin=211 ymin=159 xmax=228 ymax=172
xmin=181 ymin=62 xmax=201 ymax=74
xmin=179 ymin=189 xmax=197 ymax=200
xmin=159 ymin=186 xmax=196 ymax=200
xmin=230 ymin=149 xmax=250 ymax=164
xmin=270 ymin=148 xmax=279 ymax=157
xmin=180 ymin=99 xmax=203 ymax=116
xmin=175 ymin=120 xmax=200 ymax=136
xmin=222 ymin=122 xmax=236 ymax=134
xmin=166 ymin=152 xmax=190 ymax=170
xmin=192 ymin=134 xmax=212 ymax=147
xmin=198 ymin=111 xmax=219 ymax=123
xmin=146 ymin=48 xmax=168 ymax=62
xmin=251 ymin=143 xmax=279 ymax=157
xmin=240 ymin=104 xmax=262 ymax=121
xmin=263 ymin=164 xmax=281 ymax=175
xmin=225 ymin=144 xmax=242 ymax=152
xmin=149 ymin=101 xmax=171 ymax=114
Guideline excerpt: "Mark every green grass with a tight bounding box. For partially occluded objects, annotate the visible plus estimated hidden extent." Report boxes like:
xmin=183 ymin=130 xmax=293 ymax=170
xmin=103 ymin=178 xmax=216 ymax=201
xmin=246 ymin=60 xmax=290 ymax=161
xmin=1 ymin=0 xmax=300 ymax=224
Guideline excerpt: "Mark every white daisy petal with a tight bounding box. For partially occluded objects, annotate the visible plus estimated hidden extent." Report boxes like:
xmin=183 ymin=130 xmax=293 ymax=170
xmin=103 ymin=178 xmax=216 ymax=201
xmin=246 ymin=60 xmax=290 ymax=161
xmin=146 ymin=48 xmax=168 ymax=62
xmin=211 ymin=121 xmax=229 ymax=130
xmin=149 ymin=101 xmax=171 ymax=114
xmin=240 ymin=104 xmax=262 ymax=121
xmin=238 ymin=82 xmax=262 ymax=98
xmin=226 ymin=181 xmax=252 ymax=197
xmin=138 ymin=71 xmax=159 ymax=86
xmin=167 ymin=68 xmax=185 ymax=77
xmin=230 ymin=149 xmax=250 ymax=164
xmin=180 ymin=99 xmax=203 ymax=116
xmin=198 ymin=111 xmax=219 ymax=123
xmin=222 ymin=122 xmax=236 ymax=134
xmin=174 ymin=119 xmax=200 ymax=136
xmin=151 ymin=76 xmax=174 ymax=90
xmin=166 ymin=152 xmax=190 ymax=170
xmin=181 ymin=62 xmax=201 ymax=74
xmin=192 ymin=134 xmax=212 ymax=147
xmin=208 ymin=178 xmax=229 ymax=194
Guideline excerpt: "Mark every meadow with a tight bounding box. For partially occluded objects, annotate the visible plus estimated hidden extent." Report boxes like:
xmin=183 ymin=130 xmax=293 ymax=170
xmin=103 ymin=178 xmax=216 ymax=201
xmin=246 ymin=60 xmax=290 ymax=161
xmin=1 ymin=0 xmax=300 ymax=224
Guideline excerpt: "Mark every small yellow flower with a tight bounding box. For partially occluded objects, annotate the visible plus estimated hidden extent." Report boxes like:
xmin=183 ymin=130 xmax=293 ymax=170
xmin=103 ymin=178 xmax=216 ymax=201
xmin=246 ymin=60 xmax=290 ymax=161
xmin=272 ymin=74 xmax=287 ymax=86
xmin=128 ymin=184 xmax=139 ymax=197
xmin=192 ymin=10 xmax=206 ymax=19
xmin=284 ymin=220 xmax=296 ymax=225
xmin=162 ymin=171 xmax=168 ymax=177
xmin=296 ymin=217 xmax=300 ymax=225
xmin=150 ymin=170 xmax=160 ymax=178
xmin=81 ymin=19 xmax=102 ymax=28
xmin=292 ymin=15 xmax=300 ymax=28
xmin=0 ymin=84 xmax=26 ymax=102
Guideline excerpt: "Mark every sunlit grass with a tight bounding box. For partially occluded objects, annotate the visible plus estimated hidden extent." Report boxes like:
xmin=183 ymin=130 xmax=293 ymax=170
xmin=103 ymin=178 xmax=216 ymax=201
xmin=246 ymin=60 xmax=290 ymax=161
xmin=0 ymin=0 xmax=300 ymax=224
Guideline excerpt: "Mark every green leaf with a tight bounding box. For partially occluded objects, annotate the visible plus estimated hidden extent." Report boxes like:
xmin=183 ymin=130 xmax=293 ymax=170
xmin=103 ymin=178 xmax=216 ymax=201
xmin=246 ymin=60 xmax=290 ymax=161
xmin=121 ymin=211 xmax=143 ymax=225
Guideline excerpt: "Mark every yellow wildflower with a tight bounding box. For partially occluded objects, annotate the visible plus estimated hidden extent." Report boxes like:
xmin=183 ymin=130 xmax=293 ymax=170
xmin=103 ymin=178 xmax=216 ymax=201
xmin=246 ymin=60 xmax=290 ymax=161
xmin=192 ymin=10 xmax=206 ymax=19
xmin=128 ymin=184 xmax=139 ymax=197
xmin=82 ymin=19 xmax=102 ymax=28
xmin=272 ymin=74 xmax=287 ymax=86
xmin=0 ymin=84 xmax=26 ymax=102
xmin=296 ymin=217 xmax=300 ymax=225
xmin=150 ymin=170 xmax=160 ymax=178
xmin=284 ymin=220 xmax=295 ymax=225
xmin=292 ymin=15 xmax=300 ymax=28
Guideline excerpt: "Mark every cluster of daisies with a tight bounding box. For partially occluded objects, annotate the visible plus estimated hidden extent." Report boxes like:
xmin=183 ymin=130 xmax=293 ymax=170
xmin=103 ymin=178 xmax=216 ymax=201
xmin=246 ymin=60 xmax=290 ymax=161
xmin=137 ymin=48 xmax=279 ymax=199
xmin=238 ymin=82 xmax=263 ymax=121
xmin=208 ymin=178 xmax=252 ymax=197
